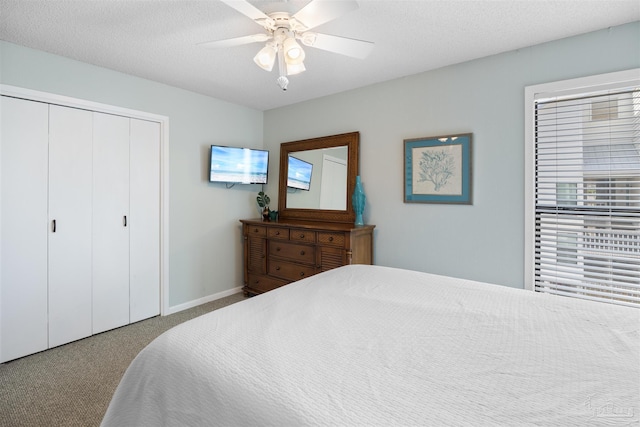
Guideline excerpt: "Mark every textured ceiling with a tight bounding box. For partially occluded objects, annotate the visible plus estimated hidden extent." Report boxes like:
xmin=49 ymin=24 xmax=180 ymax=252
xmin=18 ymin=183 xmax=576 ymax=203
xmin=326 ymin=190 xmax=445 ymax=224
xmin=1 ymin=0 xmax=638 ymax=111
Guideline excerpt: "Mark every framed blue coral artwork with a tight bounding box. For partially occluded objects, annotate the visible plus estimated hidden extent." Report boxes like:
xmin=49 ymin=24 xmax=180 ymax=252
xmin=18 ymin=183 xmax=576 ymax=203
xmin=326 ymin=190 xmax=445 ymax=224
xmin=404 ymin=133 xmax=472 ymax=204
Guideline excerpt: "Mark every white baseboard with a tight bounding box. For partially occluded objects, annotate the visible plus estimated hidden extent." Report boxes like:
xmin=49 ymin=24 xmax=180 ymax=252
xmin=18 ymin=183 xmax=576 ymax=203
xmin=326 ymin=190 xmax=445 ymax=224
xmin=165 ymin=286 xmax=243 ymax=316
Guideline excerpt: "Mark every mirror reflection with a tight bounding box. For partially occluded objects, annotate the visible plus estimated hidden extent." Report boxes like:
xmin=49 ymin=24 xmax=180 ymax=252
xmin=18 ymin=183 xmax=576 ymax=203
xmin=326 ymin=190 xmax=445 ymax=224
xmin=286 ymin=146 xmax=348 ymax=210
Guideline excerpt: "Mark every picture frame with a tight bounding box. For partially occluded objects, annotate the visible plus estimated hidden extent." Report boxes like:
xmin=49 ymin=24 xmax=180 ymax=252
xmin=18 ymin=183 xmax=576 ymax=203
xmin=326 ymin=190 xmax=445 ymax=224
xmin=404 ymin=133 xmax=472 ymax=204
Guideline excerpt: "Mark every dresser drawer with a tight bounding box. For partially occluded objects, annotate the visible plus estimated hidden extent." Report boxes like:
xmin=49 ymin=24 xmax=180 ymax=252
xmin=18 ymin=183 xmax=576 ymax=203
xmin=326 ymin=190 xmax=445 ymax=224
xmin=246 ymin=225 xmax=266 ymax=237
xmin=268 ymin=260 xmax=316 ymax=282
xmin=289 ymin=229 xmax=316 ymax=243
xmin=318 ymin=232 xmax=345 ymax=247
xmin=269 ymin=241 xmax=315 ymax=264
xmin=246 ymin=274 xmax=287 ymax=294
xmin=267 ymin=227 xmax=289 ymax=240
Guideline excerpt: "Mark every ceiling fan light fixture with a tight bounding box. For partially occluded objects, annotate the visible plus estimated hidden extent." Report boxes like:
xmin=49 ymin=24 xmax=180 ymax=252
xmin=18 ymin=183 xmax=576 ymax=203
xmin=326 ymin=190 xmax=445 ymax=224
xmin=286 ymin=62 xmax=306 ymax=76
xmin=283 ymin=37 xmax=305 ymax=65
xmin=253 ymin=43 xmax=276 ymax=71
xmin=300 ymin=32 xmax=317 ymax=47
xmin=205 ymin=0 xmax=376 ymax=92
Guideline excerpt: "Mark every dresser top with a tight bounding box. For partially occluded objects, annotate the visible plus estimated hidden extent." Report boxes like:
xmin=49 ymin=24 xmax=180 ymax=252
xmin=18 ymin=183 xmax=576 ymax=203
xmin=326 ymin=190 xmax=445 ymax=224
xmin=240 ymin=218 xmax=375 ymax=232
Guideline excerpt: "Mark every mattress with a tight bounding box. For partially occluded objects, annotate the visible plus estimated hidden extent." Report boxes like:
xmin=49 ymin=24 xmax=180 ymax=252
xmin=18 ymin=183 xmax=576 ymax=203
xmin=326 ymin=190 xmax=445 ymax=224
xmin=101 ymin=265 xmax=639 ymax=426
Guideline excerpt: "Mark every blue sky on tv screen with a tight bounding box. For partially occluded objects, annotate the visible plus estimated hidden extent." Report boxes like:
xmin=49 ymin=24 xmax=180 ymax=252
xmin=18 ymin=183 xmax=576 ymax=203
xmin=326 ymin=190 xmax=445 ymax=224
xmin=210 ymin=146 xmax=268 ymax=183
xmin=210 ymin=146 xmax=268 ymax=173
xmin=288 ymin=156 xmax=312 ymax=183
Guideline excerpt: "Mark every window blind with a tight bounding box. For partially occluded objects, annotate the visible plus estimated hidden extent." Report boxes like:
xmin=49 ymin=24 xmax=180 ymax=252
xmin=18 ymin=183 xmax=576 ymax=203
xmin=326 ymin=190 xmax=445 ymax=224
xmin=534 ymin=86 xmax=640 ymax=308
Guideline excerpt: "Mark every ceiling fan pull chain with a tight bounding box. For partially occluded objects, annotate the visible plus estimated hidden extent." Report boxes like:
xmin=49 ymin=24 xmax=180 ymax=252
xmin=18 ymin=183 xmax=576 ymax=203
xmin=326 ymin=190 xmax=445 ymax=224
xmin=276 ymin=49 xmax=289 ymax=91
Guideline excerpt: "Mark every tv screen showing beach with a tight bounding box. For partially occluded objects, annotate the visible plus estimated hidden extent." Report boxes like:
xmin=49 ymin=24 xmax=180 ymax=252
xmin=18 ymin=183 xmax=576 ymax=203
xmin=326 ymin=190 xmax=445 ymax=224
xmin=287 ymin=156 xmax=313 ymax=191
xmin=209 ymin=146 xmax=268 ymax=184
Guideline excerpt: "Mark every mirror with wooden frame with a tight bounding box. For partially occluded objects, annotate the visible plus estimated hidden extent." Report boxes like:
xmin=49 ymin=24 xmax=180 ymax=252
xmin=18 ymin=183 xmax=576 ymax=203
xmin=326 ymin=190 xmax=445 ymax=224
xmin=278 ymin=132 xmax=359 ymax=223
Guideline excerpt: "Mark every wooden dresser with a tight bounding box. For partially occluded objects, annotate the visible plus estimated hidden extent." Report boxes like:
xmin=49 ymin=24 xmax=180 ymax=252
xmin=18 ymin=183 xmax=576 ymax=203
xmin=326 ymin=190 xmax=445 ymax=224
xmin=240 ymin=219 xmax=375 ymax=296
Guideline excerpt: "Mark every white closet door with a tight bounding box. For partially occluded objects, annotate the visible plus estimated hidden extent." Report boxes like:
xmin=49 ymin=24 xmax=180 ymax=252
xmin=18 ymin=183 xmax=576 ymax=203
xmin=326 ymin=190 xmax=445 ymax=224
xmin=48 ymin=105 xmax=93 ymax=348
xmin=129 ymin=119 xmax=160 ymax=322
xmin=0 ymin=97 xmax=49 ymax=362
xmin=92 ymin=112 xmax=130 ymax=334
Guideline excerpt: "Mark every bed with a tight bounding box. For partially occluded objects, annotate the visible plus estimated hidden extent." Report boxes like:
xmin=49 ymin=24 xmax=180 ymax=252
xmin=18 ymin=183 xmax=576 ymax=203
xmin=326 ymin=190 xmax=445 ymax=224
xmin=101 ymin=265 xmax=639 ymax=426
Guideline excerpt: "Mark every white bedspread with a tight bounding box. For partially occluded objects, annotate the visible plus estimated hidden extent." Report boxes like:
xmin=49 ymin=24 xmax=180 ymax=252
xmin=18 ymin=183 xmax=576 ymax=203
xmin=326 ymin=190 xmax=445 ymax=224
xmin=102 ymin=265 xmax=639 ymax=426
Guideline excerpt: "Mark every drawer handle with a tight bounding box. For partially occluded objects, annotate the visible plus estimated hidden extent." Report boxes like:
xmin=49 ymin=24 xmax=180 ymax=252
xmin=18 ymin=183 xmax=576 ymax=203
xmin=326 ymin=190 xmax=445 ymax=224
xmin=300 ymin=272 xmax=305 ymax=277
xmin=299 ymin=234 xmax=304 ymax=238
xmin=300 ymin=250 xmax=305 ymax=256
xmin=276 ymin=247 xmax=281 ymax=252
xmin=275 ymin=231 xmax=280 ymax=235
xmin=328 ymin=236 xmax=334 ymax=242
xmin=254 ymin=279 xmax=260 ymax=284
xmin=253 ymin=228 xmax=259 ymax=233
xmin=276 ymin=266 xmax=281 ymax=271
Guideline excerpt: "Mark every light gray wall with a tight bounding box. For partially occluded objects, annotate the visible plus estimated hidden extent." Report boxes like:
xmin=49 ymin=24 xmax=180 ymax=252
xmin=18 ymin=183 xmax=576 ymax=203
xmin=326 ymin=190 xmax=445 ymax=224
xmin=264 ymin=22 xmax=640 ymax=288
xmin=0 ymin=41 xmax=264 ymax=308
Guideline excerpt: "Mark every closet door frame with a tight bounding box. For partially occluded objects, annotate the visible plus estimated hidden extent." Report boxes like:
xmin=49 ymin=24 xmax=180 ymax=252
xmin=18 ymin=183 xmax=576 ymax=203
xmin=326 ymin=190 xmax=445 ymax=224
xmin=0 ymin=85 xmax=170 ymax=326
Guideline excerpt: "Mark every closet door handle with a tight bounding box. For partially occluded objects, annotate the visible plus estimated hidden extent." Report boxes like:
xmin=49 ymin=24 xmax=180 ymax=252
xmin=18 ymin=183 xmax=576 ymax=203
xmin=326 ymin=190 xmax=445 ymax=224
xmin=52 ymin=219 xmax=56 ymax=233
xmin=124 ymin=216 xmax=127 ymax=227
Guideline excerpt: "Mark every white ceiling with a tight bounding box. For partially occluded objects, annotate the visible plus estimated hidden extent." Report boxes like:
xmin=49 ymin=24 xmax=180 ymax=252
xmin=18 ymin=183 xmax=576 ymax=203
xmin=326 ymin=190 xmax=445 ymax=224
xmin=1 ymin=0 xmax=638 ymax=111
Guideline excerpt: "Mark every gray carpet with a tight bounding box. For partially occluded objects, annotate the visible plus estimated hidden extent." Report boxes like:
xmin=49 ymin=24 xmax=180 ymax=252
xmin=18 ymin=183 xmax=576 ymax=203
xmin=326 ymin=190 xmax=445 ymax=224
xmin=0 ymin=292 xmax=246 ymax=427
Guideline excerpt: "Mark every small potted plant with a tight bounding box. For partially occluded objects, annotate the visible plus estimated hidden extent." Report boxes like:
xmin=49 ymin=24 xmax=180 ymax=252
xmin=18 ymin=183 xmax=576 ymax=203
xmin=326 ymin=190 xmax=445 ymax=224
xmin=256 ymin=191 xmax=271 ymax=221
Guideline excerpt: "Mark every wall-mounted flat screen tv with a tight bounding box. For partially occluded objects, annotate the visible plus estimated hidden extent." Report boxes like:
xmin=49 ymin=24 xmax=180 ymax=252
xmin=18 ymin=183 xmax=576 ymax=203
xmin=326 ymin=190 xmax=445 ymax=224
xmin=209 ymin=145 xmax=269 ymax=184
xmin=287 ymin=156 xmax=313 ymax=191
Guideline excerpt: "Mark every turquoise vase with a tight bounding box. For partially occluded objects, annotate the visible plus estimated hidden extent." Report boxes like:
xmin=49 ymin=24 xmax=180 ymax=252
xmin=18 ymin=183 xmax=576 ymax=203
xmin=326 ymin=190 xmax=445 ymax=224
xmin=352 ymin=175 xmax=366 ymax=226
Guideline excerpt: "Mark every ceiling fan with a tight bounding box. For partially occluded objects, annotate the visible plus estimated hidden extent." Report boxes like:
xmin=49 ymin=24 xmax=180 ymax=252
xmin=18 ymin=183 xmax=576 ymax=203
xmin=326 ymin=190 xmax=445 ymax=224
xmin=199 ymin=0 xmax=374 ymax=91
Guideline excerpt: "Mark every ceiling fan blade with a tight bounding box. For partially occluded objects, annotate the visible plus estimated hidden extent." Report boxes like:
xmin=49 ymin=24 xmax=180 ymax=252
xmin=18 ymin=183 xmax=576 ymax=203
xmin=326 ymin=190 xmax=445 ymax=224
xmin=198 ymin=34 xmax=270 ymax=49
xmin=293 ymin=0 xmax=359 ymax=30
xmin=302 ymin=33 xmax=374 ymax=59
xmin=220 ymin=0 xmax=270 ymax=22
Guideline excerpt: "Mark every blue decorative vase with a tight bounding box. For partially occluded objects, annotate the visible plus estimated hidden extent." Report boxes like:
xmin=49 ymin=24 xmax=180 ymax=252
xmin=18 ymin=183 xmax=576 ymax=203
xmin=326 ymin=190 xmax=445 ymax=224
xmin=352 ymin=175 xmax=366 ymax=226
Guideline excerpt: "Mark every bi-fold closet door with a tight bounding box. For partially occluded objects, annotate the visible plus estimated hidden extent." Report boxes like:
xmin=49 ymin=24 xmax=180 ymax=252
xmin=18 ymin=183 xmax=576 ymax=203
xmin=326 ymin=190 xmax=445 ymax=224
xmin=0 ymin=96 xmax=160 ymax=363
xmin=0 ymin=96 xmax=49 ymax=362
xmin=92 ymin=109 xmax=162 ymax=332
xmin=48 ymin=104 xmax=94 ymax=347
xmin=91 ymin=112 xmax=130 ymax=336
